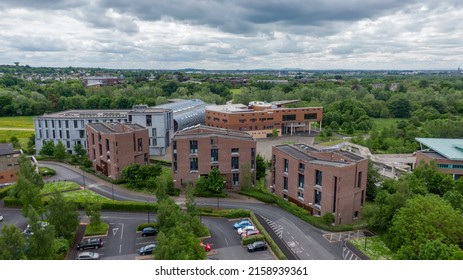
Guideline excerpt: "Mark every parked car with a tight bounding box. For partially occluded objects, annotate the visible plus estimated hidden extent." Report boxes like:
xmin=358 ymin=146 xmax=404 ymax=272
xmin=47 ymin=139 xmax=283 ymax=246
xmin=76 ymin=251 xmax=100 ymax=260
xmin=233 ymin=219 xmax=253 ymax=229
xmin=247 ymin=241 xmax=268 ymax=252
xmin=241 ymin=229 xmax=260 ymax=238
xmin=237 ymin=225 xmax=255 ymax=235
xmin=23 ymin=222 xmax=48 ymax=237
xmin=0 ymin=214 xmax=3 ymax=222
xmin=139 ymin=243 xmax=157 ymax=255
xmin=77 ymin=238 xmax=103 ymax=250
xmin=200 ymin=242 xmax=211 ymax=252
xmin=141 ymin=227 xmax=158 ymax=237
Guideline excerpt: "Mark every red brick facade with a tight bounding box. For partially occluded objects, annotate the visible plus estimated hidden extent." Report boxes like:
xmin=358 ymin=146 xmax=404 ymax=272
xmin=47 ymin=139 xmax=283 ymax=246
xmin=272 ymin=144 xmax=367 ymax=225
xmin=86 ymin=123 xmax=149 ymax=179
xmin=415 ymin=151 xmax=463 ymax=179
xmin=0 ymin=143 xmax=21 ymax=185
xmin=172 ymin=125 xmax=256 ymax=189
xmin=205 ymin=102 xmax=323 ymax=138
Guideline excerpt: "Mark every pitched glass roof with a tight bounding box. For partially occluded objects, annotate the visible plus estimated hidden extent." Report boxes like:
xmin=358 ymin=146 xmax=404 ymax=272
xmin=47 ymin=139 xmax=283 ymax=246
xmin=415 ymin=138 xmax=463 ymax=160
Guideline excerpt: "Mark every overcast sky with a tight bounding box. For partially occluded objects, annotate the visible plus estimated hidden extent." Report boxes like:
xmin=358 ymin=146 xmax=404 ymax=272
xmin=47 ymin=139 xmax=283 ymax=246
xmin=1 ymin=0 xmax=463 ymax=70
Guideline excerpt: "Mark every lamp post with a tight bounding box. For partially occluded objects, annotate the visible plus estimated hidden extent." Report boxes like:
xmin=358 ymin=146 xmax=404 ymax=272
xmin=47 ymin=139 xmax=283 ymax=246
xmin=147 ymin=200 xmax=150 ymax=224
xmin=82 ymin=168 xmax=86 ymax=190
xmin=109 ymin=175 xmax=114 ymax=200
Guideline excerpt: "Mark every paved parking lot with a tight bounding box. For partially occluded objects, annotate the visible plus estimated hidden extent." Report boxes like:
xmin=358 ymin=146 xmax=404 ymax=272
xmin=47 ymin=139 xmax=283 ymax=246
xmin=202 ymin=216 xmax=274 ymax=260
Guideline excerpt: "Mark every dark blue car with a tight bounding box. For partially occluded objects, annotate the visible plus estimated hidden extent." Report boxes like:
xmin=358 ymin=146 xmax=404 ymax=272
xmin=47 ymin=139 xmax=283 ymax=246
xmin=141 ymin=227 xmax=158 ymax=237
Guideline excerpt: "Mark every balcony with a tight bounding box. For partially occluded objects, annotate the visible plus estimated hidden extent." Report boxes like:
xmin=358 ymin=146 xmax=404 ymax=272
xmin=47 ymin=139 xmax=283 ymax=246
xmin=298 ymin=168 xmax=305 ymax=173
xmin=314 ymin=184 xmax=322 ymax=191
xmin=282 ymin=188 xmax=288 ymax=193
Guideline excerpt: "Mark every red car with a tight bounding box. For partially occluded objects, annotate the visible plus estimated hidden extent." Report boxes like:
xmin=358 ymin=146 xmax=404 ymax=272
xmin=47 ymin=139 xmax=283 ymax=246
xmin=200 ymin=242 xmax=211 ymax=252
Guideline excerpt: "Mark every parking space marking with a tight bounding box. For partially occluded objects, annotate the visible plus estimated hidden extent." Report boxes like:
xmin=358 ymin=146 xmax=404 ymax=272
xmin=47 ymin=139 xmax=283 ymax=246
xmin=323 ymin=230 xmax=371 ymax=243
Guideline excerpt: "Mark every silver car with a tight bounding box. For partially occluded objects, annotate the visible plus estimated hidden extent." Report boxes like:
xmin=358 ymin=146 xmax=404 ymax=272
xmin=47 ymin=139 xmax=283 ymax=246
xmin=76 ymin=251 xmax=100 ymax=260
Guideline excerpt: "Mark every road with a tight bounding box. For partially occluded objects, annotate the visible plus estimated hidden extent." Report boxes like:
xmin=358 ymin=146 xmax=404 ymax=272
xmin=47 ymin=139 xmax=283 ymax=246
xmin=39 ymin=161 xmax=343 ymax=260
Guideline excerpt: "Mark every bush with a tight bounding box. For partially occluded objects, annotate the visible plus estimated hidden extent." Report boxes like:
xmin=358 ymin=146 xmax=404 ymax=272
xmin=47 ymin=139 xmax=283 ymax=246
xmin=0 ymin=185 xmax=14 ymax=199
xmin=195 ymin=191 xmax=227 ymax=198
xmin=136 ymin=223 xmax=157 ymax=231
xmin=322 ymin=212 xmax=335 ymax=224
xmin=53 ymin=237 xmax=70 ymax=260
xmin=199 ymin=208 xmax=250 ymax=219
xmin=241 ymin=235 xmax=265 ymax=245
xmin=39 ymin=166 xmax=56 ymax=177
xmin=239 ymin=189 xmax=276 ymax=203
xmin=3 ymin=196 xmax=21 ymax=206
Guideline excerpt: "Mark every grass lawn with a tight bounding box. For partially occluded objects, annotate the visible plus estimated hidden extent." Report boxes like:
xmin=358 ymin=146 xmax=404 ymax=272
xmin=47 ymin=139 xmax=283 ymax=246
xmin=85 ymin=222 xmax=109 ymax=236
xmin=61 ymin=189 xmax=112 ymax=203
xmin=0 ymin=116 xmax=34 ymax=129
xmin=230 ymin=88 xmax=241 ymax=95
xmin=350 ymin=236 xmax=395 ymax=260
xmin=371 ymin=118 xmax=408 ymax=132
xmin=0 ymin=130 xmax=34 ymax=146
xmin=41 ymin=181 xmax=81 ymax=195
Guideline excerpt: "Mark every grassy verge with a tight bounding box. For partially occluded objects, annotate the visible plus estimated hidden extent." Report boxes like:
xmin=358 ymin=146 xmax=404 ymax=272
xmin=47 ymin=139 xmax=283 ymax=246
xmin=39 ymin=166 xmax=56 ymax=177
xmin=349 ymin=236 xmax=394 ymax=260
xmin=85 ymin=222 xmax=110 ymax=236
xmin=41 ymin=181 xmax=80 ymax=195
xmin=371 ymin=118 xmax=406 ymax=132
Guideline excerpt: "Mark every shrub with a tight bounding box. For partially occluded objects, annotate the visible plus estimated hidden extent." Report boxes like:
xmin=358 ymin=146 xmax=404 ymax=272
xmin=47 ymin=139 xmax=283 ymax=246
xmin=53 ymin=237 xmax=70 ymax=260
xmin=241 ymin=235 xmax=265 ymax=245
xmin=239 ymin=189 xmax=276 ymax=203
xmin=322 ymin=212 xmax=335 ymax=224
xmin=136 ymin=223 xmax=157 ymax=231
xmin=0 ymin=185 xmax=14 ymax=199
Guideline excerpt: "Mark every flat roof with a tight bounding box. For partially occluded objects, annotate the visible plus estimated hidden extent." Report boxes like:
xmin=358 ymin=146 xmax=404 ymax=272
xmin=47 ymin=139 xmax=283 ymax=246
xmin=416 ymin=138 xmax=463 ymax=160
xmin=206 ymin=104 xmax=253 ymax=113
xmin=88 ymin=122 xmax=146 ymax=134
xmin=37 ymin=110 xmax=128 ymax=119
xmin=275 ymin=144 xmax=360 ymax=166
xmin=174 ymin=125 xmax=254 ymax=141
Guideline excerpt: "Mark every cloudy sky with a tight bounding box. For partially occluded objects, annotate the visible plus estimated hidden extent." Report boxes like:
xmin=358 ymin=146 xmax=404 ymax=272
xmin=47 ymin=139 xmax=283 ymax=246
xmin=1 ymin=0 xmax=463 ymax=70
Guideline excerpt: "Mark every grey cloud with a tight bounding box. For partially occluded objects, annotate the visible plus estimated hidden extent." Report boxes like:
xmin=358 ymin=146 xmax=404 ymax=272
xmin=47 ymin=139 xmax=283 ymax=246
xmin=0 ymin=0 xmax=87 ymax=10
xmin=7 ymin=35 xmax=68 ymax=52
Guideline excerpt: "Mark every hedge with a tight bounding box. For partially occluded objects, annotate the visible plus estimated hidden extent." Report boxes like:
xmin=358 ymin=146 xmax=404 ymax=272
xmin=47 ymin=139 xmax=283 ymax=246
xmin=199 ymin=208 xmax=250 ymax=219
xmin=0 ymin=185 xmax=14 ymax=199
xmin=241 ymin=234 xmax=265 ymax=245
xmin=2 ymin=195 xmax=159 ymax=212
xmin=194 ymin=191 xmax=227 ymax=198
xmin=239 ymin=189 xmax=276 ymax=203
xmin=136 ymin=223 xmax=157 ymax=231
xmin=149 ymin=158 xmax=172 ymax=167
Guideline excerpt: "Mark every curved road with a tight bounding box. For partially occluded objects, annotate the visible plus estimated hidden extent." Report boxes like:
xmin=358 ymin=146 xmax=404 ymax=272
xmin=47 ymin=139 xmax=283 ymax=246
xmin=39 ymin=161 xmax=343 ymax=260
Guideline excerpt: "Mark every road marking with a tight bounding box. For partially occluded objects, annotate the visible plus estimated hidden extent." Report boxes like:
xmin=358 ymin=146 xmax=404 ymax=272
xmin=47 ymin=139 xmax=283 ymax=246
xmin=113 ymin=228 xmax=119 ymax=236
xmin=119 ymin=244 xmax=122 ymax=254
xmin=225 ymin=238 xmax=229 ymax=246
xmin=260 ymin=215 xmax=284 ymax=238
xmin=120 ymin=223 xmax=124 ymax=241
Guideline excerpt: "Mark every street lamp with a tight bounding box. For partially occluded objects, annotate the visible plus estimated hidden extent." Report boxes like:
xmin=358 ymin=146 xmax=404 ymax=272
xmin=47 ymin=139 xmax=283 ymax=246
xmin=147 ymin=200 xmax=150 ymax=224
xmin=82 ymin=168 xmax=86 ymax=190
xmin=109 ymin=175 xmax=114 ymax=200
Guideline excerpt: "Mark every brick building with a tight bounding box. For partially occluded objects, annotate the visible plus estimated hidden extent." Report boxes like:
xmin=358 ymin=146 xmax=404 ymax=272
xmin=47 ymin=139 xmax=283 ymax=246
xmin=0 ymin=143 xmax=22 ymax=185
xmin=415 ymin=138 xmax=463 ymax=180
xmin=272 ymin=144 xmax=367 ymax=225
xmin=205 ymin=100 xmax=323 ymax=139
xmin=172 ymin=125 xmax=256 ymax=189
xmin=86 ymin=123 xmax=149 ymax=179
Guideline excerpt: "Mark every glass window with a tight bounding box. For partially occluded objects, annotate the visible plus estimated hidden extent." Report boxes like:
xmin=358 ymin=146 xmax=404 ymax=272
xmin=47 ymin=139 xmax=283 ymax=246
xmin=284 ymin=159 xmax=289 ymax=173
xmin=190 ymin=140 xmax=198 ymax=154
xmin=315 ymin=170 xmax=323 ymax=186
xmin=315 ymin=190 xmax=322 ymax=206
xmin=190 ymin=158 xmax=198 ymax=171
xmin=231 ymin=157 xmax=239 ymax=169
xmin=211 ymin=148 xmax=218 ymax=162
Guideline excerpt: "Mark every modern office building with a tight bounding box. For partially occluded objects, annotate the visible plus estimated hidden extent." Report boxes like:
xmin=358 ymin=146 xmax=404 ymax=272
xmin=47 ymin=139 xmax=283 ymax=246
xmin=155 ymin=99 xmax=210 ymax=132
xmin=127 ymin=105 xmax=174 ymax=156
xmin=415 ymin=138 xmax=463 ymax=180
xmin=34 ymin=99 xmax=206 ymax=156
xmin=86 ymin=123 xmax=149 ymax=179
xmin=172 ymin=125 xmax=256 ymax=189
xmin=272 ymin=144 xmax=367 ymax=225
xmin=205 ymin=100 xmax=323 ymax=139
xmin=0 ymin=143 xmax=22 ymax=185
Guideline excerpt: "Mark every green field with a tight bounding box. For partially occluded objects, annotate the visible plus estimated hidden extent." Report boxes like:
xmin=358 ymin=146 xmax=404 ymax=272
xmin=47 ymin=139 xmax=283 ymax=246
xmin=230 ymin=88 xmax=241 ymax=95
xmin=0 ymin=116 xmax=34 ymax=129
xmin=350 ymin=236 xmax=394 ymax=260
xmin=371 ymin=118 xmax=407 ymax=132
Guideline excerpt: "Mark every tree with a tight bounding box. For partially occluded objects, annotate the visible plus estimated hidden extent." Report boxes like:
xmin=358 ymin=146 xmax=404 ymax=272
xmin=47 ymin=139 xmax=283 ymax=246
xmin=9 ymin=136 xmax=21 ymax=149
xmin=85 ymin=202 xmax=102 ymax=226
xmin=255 ymin=154 xmax=267 ymax=181
xmin=366 ymin=161 xmax=381 ymax=201
xmin=387 ymin=97 xmax=412 ymax=118
xmin=122 ymin=163 xmax=162 ymax=188
xmin=46 ymin=191 xmax=79 ymax=239
xmin=240 ymin=162 xmax=253 ymax=189
xmin=154 ymin=225 xmax=206 ymax=260
xmin=195 ymin=168 xmax=225 ymax=195
xmin=185 ymin=184 xmax=197 ymax=217
xmin=272 ymin=128 xmax=279 ymax=137
xmin=73 ymin=143 xmax=86 ymax=158
xmin=39 ymin=140 xmax=55 ymax=156
xmin=387 ymin=195 xmax=463 ymax=259
xmin=25 ymin=209 xmax=56 ymax=260
xmin=53 ymin=141 xmax=66 ymax=160
xmin=16 ymin=175 xmax=43 ymax=218
xmin=0 ymin=225 xmax=27 ymax=260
